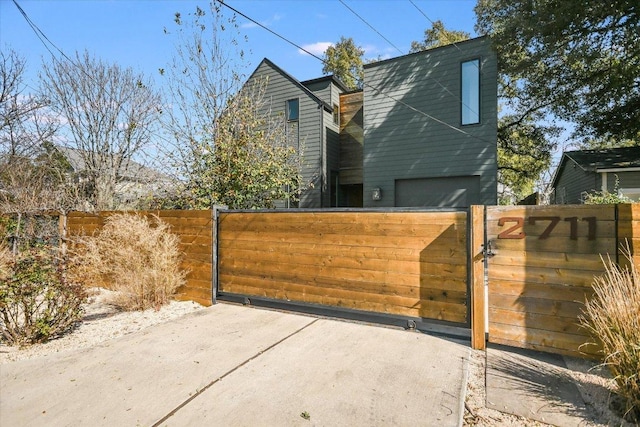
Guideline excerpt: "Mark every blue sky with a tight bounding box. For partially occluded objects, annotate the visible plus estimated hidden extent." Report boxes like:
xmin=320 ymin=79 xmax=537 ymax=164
xmin=1 ymin=0 xmax=478 ymax=90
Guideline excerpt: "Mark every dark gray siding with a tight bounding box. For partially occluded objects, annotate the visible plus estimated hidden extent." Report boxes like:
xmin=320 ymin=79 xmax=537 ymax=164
xmin=552 ymin=161 xmax=599 ymax=204
xmin=247 ymin=61 xmax=323 ymax=207
xmin=303 ymin=80 xmax=332 ymax=105
xmin=362 ymin=37 xmax=497 ymax=208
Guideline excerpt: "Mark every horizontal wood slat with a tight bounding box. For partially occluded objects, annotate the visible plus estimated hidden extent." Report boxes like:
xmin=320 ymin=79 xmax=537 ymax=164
xmin=66 ymin=210 xmax=213 ymax=306
xmin=218 ymin=211 xmax=469 ymax=324
xmin=486 ymin=205 xmax=618 ymax=358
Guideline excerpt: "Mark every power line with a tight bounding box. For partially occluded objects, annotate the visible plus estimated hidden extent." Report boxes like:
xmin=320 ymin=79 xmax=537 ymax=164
xmin=217 ymin=0 xmax=489 ymax=144
xmin=338 ymin=0 xmax=404 ymax=56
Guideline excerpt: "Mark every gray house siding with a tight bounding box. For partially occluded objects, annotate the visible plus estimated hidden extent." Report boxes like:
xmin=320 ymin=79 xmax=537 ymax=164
xmin=552 ymin=162 xmax=599 ymax=204
xmin=362 ymin=36 xmax=497 ymax=208
xmin=246 ymin=60 xmax=325 ymax=207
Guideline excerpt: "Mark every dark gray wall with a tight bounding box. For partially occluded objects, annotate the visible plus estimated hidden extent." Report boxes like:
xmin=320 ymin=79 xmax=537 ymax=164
xmin=247 ymin=61 xmax=324 ymax=207
xmin=362 ymin=37 xmax=498 ymax=208
xmin=552 ymin=161 xmax=599 ymax=204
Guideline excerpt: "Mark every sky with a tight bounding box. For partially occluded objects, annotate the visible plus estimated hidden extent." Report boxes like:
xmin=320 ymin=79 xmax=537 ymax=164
xmin=0 ymin=0 xmax=479 ymax=90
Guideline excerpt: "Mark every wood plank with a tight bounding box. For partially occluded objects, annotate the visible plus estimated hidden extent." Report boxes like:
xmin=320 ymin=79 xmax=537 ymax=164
xmin=488 ymin=280 xmax=593 ymax=302
xmin=488 ymin=307 xmax=587 ymax=335
xmin=487 ymin=219 xmax=615 ymax=239
xmin=219 ymin=211 xmax=466 ymax=227
xmin=470 ymin=205 xmax=486 ymax=350
xmin=488 ymin=322 xmax=600 ymax=357
xmin=219 ymin=272 xmax=466 ymax=302
xmin=219 ymin=231 xmax=463 ymax=251
xmin=488 ymin=336 xmax=600 ymax=360
xmin=486 ymin=205 xmax=616 ymax=221
xmin=487 ymin=249 xmax=606 ymax=271
xmin=219 ymin=247 xmax=466 ymax=277
xmin=489 ymin=293 xmax=585 ymax=318
xmin=488 ymin=264 xmax=604 ymax=287
xmin=486 ymin=236 xmax=617 ymax=254
xmin=217 ymin=239 xmax=467 ymax=264
xmin=219 ymin=257 xmax=467 ymax=290
xmin=221 ymin=283 xmax=467 ymax=323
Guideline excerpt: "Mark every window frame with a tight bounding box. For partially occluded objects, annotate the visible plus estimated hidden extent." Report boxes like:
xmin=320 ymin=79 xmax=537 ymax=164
xmin=461 ymin=58 xmax=481 ymax=126
xmin=286 ymin=98 xmax=299 ymax=122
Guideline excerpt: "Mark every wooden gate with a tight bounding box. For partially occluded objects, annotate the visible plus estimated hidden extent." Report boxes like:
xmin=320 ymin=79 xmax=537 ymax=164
xmin=216 ymin=210 xmax=470 ymax=329
xmin=485 ymin=205 xmax=617 ymax=357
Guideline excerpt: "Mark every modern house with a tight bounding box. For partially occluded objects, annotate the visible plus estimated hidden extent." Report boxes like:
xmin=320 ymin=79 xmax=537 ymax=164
xmin=244 ymin=59 xmax=349 ymax=208
xmin=243 ymin=36 xmax=498 ymax=209
xmin=550 ymin=146 xmax=640 ymax=204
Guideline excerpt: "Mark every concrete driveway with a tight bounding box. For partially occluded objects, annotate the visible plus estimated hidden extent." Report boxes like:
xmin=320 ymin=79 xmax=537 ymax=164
xmin=0 ymin=303 xmax=470 ymax=427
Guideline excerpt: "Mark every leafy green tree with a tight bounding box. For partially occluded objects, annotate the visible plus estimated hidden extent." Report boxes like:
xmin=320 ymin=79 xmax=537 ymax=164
xmin=322 ymin=37 xmax=364 ymax=90
xmin=162 ymin=4 xmax=304 ymax=209
xmin=475 ymin=0 xmax=640 ymax=142
xmin=410 ymin=20 xmax=470 ymax=52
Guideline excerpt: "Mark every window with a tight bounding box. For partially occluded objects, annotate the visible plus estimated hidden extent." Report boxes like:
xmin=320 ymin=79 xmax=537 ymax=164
xmin=333 ymin=104 xmax=340 ymax=126
xmin=461 ymin=59 xmax=480 ymax=125
xmin=620 ymin=188 xmax=640 ymax=201
xmin=286 ymin=98 xmax=299 ymax=121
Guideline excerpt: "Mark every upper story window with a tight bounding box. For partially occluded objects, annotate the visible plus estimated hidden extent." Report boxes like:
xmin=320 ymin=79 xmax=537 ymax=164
xmin=333 ymin=104 xmax=340 ymax=126
xmin=461 ymin=59 xmax=480 ymax=125
xmin=286 ymin=98 xmax=299 ymax=121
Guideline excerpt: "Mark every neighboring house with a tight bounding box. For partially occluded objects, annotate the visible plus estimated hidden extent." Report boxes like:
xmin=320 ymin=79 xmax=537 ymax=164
xmin=550 ymin=146 xmax=640 ymax=204
xmin=244 ymin=36 xmax=498 ymax=209
xmin=56 ymin=146 xmax=175 ymax=209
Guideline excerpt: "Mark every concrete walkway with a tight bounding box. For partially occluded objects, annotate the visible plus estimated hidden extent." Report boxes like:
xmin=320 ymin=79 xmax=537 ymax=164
xmin=1 ymin=304 xmax=470 ymax=427
xmin=486 ymin=344 xmax=599 ymax=426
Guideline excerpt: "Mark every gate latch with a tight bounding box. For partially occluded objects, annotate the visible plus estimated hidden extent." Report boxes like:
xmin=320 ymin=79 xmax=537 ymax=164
xmin=482 ymin=240 xmax=495 ymax=258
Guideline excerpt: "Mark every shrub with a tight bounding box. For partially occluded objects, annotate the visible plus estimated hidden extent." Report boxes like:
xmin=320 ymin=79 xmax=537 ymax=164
xmin=74 ymin=214 xmax=186 ymax=311
xmin=581 ymin=248 xmax=640 ymax=422
xmin=0 ymin=246 xmax=87 ymax=345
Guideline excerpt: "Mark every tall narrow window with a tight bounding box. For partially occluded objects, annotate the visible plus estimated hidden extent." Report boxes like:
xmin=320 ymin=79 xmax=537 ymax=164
xmin=286 ymin=98 xmax=299 ymax=121
xmin=333 ymin=104 xmax=340 ymax=126
xmin=461 ymin=59 xmax=480 ymax=125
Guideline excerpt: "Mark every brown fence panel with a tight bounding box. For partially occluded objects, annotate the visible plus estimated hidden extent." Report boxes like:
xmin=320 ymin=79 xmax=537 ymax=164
xmin=618 ymin=203 xmax=640 ymax=268
xmin=217 ymin=211 xmax=468 ymax=324
xmin=486 ymin=205 xmax=617 ymax=358
xmin=66 ymin=210 xmax=213 ymax=306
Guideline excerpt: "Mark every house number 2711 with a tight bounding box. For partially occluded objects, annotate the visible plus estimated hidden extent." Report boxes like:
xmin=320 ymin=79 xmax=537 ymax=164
xmin=497 ymin=216 xmax=597 ymax=240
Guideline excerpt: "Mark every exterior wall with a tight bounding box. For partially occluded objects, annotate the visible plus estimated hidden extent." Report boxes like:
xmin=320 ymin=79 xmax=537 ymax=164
xmin=246 ymin=61 xmax=324 ymax=207
xmin=363 ymin=37 xmax=498 ymax=208
xmin=552 ymin=163 xmax=599 ymax=204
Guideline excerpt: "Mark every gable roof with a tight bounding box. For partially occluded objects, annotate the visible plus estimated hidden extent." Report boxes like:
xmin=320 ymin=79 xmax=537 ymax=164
xmin=551 ymin=146 xmax=640 ymax=188
xmin=300 ymin=75 xmax=351 ymax=93
xmin=247 ymin=58 xmax=334 ymax=113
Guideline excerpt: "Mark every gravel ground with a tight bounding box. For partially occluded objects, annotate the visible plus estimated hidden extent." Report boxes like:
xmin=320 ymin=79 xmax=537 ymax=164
xmin=0 ymin=289 xmax=633 ymax=426
xmin=0 ymin=288 xmax=205 ymax=364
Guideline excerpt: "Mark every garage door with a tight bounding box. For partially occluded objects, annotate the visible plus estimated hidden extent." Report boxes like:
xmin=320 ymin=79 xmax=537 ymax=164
xmin=395 ymin=176 xmax=480 ymax=208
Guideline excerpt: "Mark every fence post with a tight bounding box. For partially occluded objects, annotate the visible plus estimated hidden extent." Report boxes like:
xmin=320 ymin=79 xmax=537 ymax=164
xmin=470 ymin=205 xmax=486 ymax=350
xmin=59 ymin=212 xmax=67 ymax=256
xmin=617 ymin=203 xmax=639 ymax=269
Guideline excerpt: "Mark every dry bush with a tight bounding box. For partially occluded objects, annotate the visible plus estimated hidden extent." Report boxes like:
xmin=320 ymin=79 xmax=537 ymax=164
xmin=74 ymin=214 xmax=185 ymax=310
xmin=581 ymin=247 xmax=640 ymax=422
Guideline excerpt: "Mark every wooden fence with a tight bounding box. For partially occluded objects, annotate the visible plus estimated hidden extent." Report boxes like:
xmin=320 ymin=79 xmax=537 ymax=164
xmin=217 ymin=211 xmax=469 ymax=324
xmin=484 ymin=204 xmax=639 ymax=358
xmin=55 ymin=204 xmax=640 ymax=360
xmin=65 ymin=210 xmax=214 ymax=306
